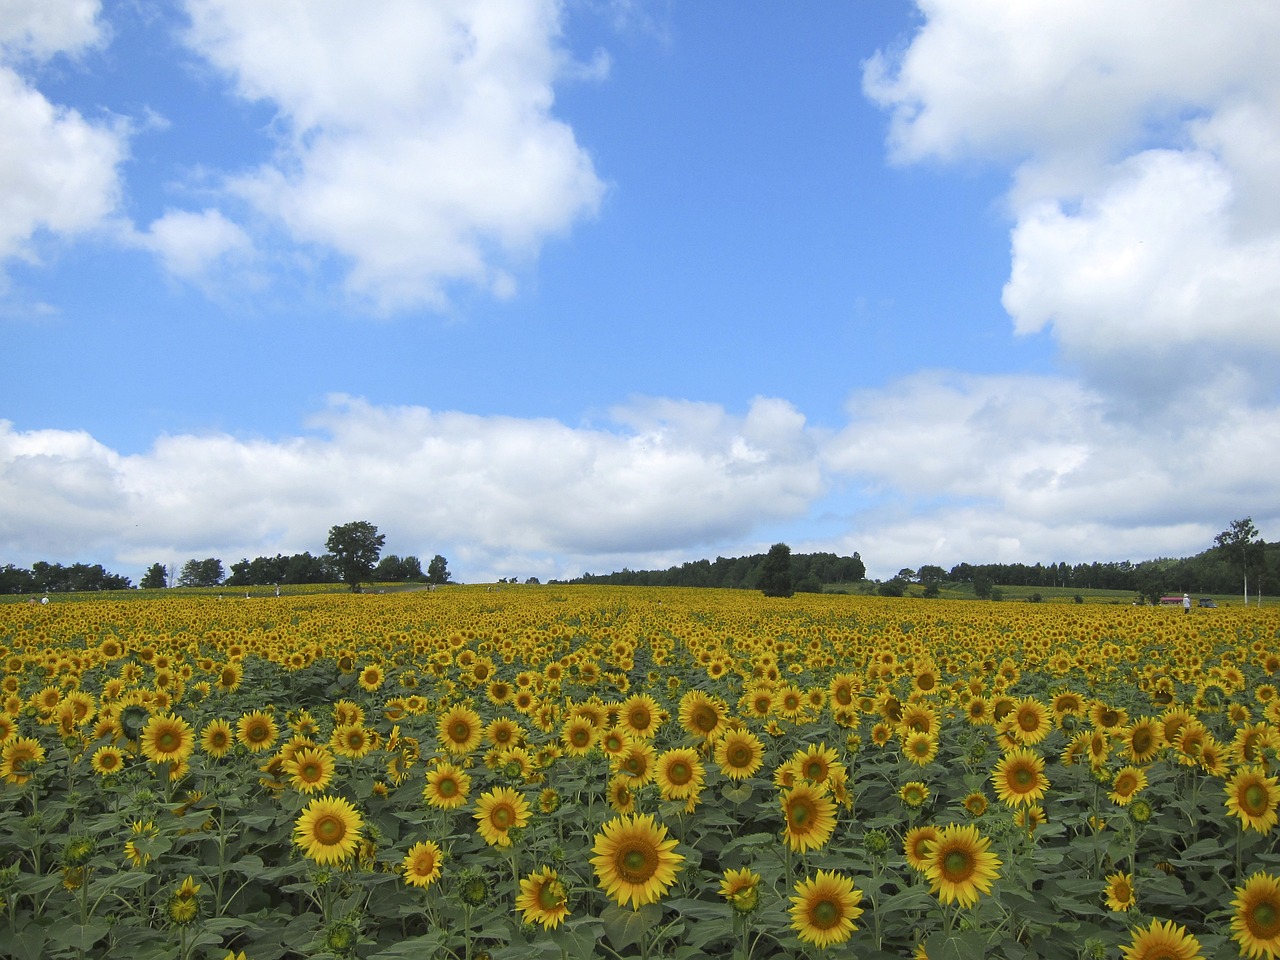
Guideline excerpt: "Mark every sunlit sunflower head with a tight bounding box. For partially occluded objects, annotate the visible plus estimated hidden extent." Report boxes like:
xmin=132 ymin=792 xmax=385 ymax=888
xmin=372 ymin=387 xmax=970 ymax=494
xmin=923 ymin=823 xmax=1002 ymax=908
xmin=655 ymin=747 xmax=704 ymax=801
xmin=236 ymin=710 xmax=278 ymax=753
xmin=789 ymin=870 xmax=863 ymax=949
xmin=293 ymin=795 xmax=364 ymax=866
xmin=962 ymin=791 xmax=989 ymax=818
xmin=902 ymin=731 xmax=940 ymax=767
xmin=991 ymin=747 xmax=1049 ymax=807
xmin=719 ymin=867 xmax=761 ymax=915
xmin=678 ymin=689 xmax=726 ymax=741
xmin=899 ymin=781 xmax=930 ymax=809
xmin=794 ymin=742 xmax=842 ymax=784
xmin=1226 ymin=766 xmax=1280 ymax=834
xmin=1008 ymin=697 xmax=1052 ymax=745
xmin=1122 ymin=717 xmax=1165 ymax=763
xmin=612 ymin=740 xmax=656 ymax=785
xmin=330 ymin=723 xmax=374 ymax=760
xmin=607 ymin=774 xmax=636 ymax=815
xmin=561 ymin=717 xmax=598 ymax=757
xmin=200 ymin=719 xmax=234 ymax=758
xmin=1103 ymin=871 xmax=1135 ymax=912
xmin=90 ymin=744 xmax=125 ymax=776
xmin=903 ymin=825 xmax=940 ymax=872
xmin=715 ymin=728 xmax=764 ymax=781
xmin=139 ymin=713 xmax=194 ymax=766
xmin=285 ymin=747 xmax=335 ymax=794
xmin=619 ymin=693 xmax=663 ymax=740
xmin=1231 ymin=871 xmax=1280 ymax=960
xmin=438 ymin=705 xmax=483 ymax=755
xmin=1108 ymin=766 xmax=1148 ymax=806
xmin=780 ymin=782 xmax=838 ymax=854
xmin=473 ymin=786 xmax=531 ymax=847
xmin=401 ymin=839 xmax=443 ymax=889
xmin=423 ymin=761 xmax=471 ymax=809
xmin=1120 ymin=917 xmax=1204 ymax=960
xmin=590 ymin=812 xmax=684 ymax=909
xmin=516 ymin=865 xmax=571 ymax=929
xmin=357 ymin=664 xmax=384 ymax=693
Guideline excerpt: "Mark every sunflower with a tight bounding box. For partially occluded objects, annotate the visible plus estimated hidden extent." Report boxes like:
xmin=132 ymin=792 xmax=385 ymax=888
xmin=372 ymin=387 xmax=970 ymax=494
xmin=423 ymin=762 xmax=471 ymax=809
xmin=794 ymin=742 xmax=842 ymax=784
xmin=899 ymin=781 xmax=929 ymax=808
xmin=330 ymin=723 xmax=375 ymax=759
xmin=1008 ymin=697 xmax=1052 ymax=745
xmin=962 ymin=791 xmax=989 ymax=818
xmin=357 ymin=664 xmax=384 ymax=693
xmin=90 ymin=745 xmax=125 ymax=776
xmin=561 ymin=717 xmax=598 ymax=757
xmin=590 ymin=813 xmax=684 ymax=908
xmin=715 ymin=728 xmax=764 ymax=780
xmin=991 ymin=747 xmax=1049 ymax=807
xmin=1104 ymin=871 xmax=1135 ymax=912
xmin=124 ymin=819 xmax=158 ymax=867
xmin=902 ymin=731 xmax=940 ymax=766
xmin=612 ymin=740 xmax=656 ymax=785
xmin=922 ymin=823 xmax=1002 ymax=908
xmin=618 ymin=693 xmax=663 ymax=740
xmin=236 ymin=710 xmax=278 ymax=753
xmin=516 ymin=866 xmax=570 ymax=929
xmin=1120 ymin=918 xmax=1204 ymax=960
xmin=1231 ymin=871 xmax=1280 ymax=960
xmin=1109 ymin=766 xmax=1148 ymax=806
xmin=438 ymin=706 xmax=483 ymax=755
xmin=474 ymin=786 xmax=531 ymax=847
xmin=0 ymin=736 xmax=45 ymax=785
xmin=285 ymin=747 xmax=335 ymax=794
xmin=903 ymin=825 xmax=940 ymax=872
xmin=201 ymin=719 xmax=234 ymax=758
xmin=486 ymin=717 xmax=522 ymax=749
xmin=215 ymin=661 xmax=242 ymax=693
xmin=1121 ymin=717 xmax=1165 ymax=763
xmin=293 ymin=795 xmax=364 ymax=865
xmin=789 ymin=870 xmax=863 ymax=949
xmin=401 ymin=839 xmax=443 ymax=888
xmin=655 ymin=748 xmax=704 ymax=803
xmin=1226 ymin=766 xmax=1280 ymax=834
xmin=720 ymin=867 xmax=761 ymax=914
xmin=140 ymin=713 xmax=194 ymax=766
xmin=678 ymin=690 xmax=726 ymax=741
xmin=780 ymin=783 xmax=838 ymax=853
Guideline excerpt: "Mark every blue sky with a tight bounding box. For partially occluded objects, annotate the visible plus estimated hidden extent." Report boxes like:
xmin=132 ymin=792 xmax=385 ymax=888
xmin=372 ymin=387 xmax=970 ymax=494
xmin=2 ymin=1 xmax=1278 ymax=585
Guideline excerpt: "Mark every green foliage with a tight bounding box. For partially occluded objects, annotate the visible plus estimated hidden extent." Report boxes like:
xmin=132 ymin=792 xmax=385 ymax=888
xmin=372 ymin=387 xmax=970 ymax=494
xmin=176 ymin=558 xmax=224 ymax=588
xmin=758 ymin=543 xmax=794 ymax=598
xmin=139 ymin=563 xmax=168 ymax=590
xmin=325 ymin=521 xmax=386 ymax=592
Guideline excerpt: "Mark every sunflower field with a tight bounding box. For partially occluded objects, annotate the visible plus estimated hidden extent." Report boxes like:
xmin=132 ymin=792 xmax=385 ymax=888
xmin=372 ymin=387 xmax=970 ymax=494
xmin=0 ymin=587 xmax=1278 ymax=960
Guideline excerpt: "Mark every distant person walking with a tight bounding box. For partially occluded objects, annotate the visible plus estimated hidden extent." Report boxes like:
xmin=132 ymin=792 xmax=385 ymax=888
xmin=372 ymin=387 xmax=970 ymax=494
xmin=1183 ymin=593 xmax=1191 ymax=615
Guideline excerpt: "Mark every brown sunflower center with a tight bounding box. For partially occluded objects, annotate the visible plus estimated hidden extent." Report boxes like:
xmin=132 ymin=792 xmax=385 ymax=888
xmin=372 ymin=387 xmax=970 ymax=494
xmin=668 ymin=762 xmax=692 ymax=784
xmin=572 ymin=728 xmax=591 ymax=747
xmin=790 ymin=798 xmax=813 ymax=827
xmin=438 ymin=777 xmax=457 ymax=797
xmin=314 ymin=814 xmax=346 ymax=845
xmin=490 ymin=804 xmax=514 ymax=829
xmin=1013 ymin=767 xmax=1035 ymax=788
xmin=942 ymin=849 xmax=972 ymax=881
xmin=537 ymin=880 xmax=564 ymax=910
xmin=729 ymin=745 xmax=752 ymax=767
xmin=619 ymin=844 xmax=656 ymax=882
xmin=692 ymin=707 xmax=717 ymax=731
xmin=811 ymin=898 xmax=840 ymax=929
xmin=1249 ymin=901 xmax=1280 ymax=938
xmin=451 ymin=722 xmax=471 ymax=742
xmin=1243 ymin=783 xmax=1270 ymax=815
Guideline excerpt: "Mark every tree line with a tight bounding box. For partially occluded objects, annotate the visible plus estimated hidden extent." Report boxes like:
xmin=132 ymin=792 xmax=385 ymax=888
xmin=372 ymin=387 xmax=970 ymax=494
xmin=567 ymin=549 xmax=866 ymax=593
xmin=0 ymin=561 xmax=132 ymax=594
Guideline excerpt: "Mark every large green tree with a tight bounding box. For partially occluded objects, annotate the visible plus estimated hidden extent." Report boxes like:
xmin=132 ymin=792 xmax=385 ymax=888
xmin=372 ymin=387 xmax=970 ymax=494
xmin=426 ymin=554 xmax=451 ymax=585
xmin=140 ymin=563 xmax=168 ymax=589
xmin=758 ymin=543 xmax=794 ymax=598
xmin=326 ymin=521 xmax=386 ymax=592
xmin=1214 ymin=517 xmax=1264 ymax=605
xmin=177 ymin=558 xmax=224 ymax=587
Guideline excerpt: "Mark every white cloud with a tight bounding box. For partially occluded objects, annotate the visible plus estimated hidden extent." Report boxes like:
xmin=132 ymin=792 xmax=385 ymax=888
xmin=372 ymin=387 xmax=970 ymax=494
xmin=139 ymin=208 xmax=253 ymax=282
xmin=0 ymin=395 xmax=822 ymax=582
xmin=182 ymin=0 xmax=605 ymax=309
xmin=0 ymin=0 xmax=103 ymax=60
xmin=866 ymin=1 xmax=1280 ymax=407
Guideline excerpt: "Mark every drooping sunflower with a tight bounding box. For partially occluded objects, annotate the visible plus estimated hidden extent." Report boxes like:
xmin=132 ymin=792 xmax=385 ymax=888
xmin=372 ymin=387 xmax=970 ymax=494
xmin=1226 ymin=766 xmax=1280 ymax=834
xmin=922 ymin=823 xmax=1002 ymax=908
xmin=0 ymin=736 xmax=45 ymax=785
xmin=789 ymin=870 xmax=863 ymax=949
xmin=715 ymin=728 xmax=764 ymax=781
xmin=473 ymin=786 xmax=531 ymax=847
xmin=590 ymin=812 xmax=684 ymax=908
xmin=1120 ymin=917 xmax=1204 ymax=960
xmin=678 ymin=690 xmax=726 ymax=741
xmin=780 ymin=782 xmax=838 ymax=853
xmin=654 ymin=748 xmax=704 ymax=803
xmin=424 ymin=761 xmax=471 ymax=810
xmin=1231 ymin=870 xmax=1280 ymax=960
xmin=293 ymin=795 xmax=364 ymax=866
xmin=285 ymin=747 xmax=335 ymax=794
xmin=618 ymin=693 xmax=663 ymax=740
xmin=516 ymin=866 xmax=571 ymax=929
xmin=1109 ymin=766 xmax=1148 ymax=806
xmin=401 ymin=839 xmax=443 ymax=889
xmin=140 ymin=713 xmax=194 ymax=766
xmin=1103 ymin=871 xmax=1135 ymax=912
xmin=720 ymin=867 xmax=761 ymax=914
xmin=438 ymin=706 xmax=483 ymax=755
xmin=236 ymin=710 xmax=278 ymax=753
xmin=991 ymin=747 xmax=1049 ymax=807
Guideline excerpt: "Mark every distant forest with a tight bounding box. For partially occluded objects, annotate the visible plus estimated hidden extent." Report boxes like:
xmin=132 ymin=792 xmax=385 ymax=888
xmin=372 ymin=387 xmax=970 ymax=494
xmin=566 ymin=551 xmax=867 ymax=593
